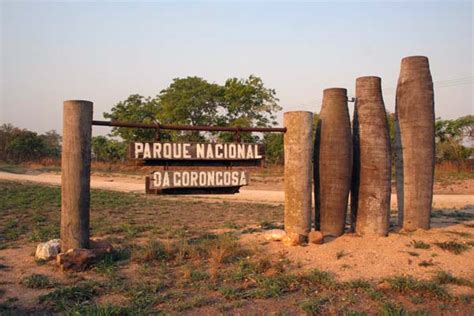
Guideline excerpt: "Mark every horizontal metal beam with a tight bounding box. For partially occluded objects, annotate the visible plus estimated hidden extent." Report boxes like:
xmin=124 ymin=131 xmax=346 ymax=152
xmin=92 ymin=120 xmax=286 ymax=133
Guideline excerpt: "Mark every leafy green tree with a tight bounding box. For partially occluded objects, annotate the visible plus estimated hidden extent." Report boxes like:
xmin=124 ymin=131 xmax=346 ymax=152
xmin=157 ymin=77 xmax=223 ymax=141
xmin=435 ymin=115 xmax=473 ymax=165
xmin=104 ymin=94 xmax=161 ymax=142
xmin=436 ymin=115 xmax=473 ymax=143
xmin=0 ymin=124 xmax=22 ymax=160
xmin=263 ymin=133 xmax=284 ymax=164
xmin=6 ymin=131 xmax=48 ymax=162
xmin=91 ymin=136 xmax=127 ymax=162
xmin=104 ymin=75 xmax=281 ymax=143
xmin=218 ymin=75 xmax=281 ymax=143
xmin=40 ymin=130 xmax=61 ymax=158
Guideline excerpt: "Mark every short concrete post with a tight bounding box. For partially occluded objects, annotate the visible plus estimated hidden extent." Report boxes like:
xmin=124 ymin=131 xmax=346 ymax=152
xmin=352 ymin=77 xmax=391 ymax=236
xmin=284 ymin=111 xmax=313 ymax=245
xmin=395 ymin=56 xmax=435 ymax=231
xmin=61 ymin=100 xmax=93 ymax=251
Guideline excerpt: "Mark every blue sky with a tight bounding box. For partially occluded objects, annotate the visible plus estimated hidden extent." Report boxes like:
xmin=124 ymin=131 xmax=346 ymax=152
xmin=1 ymin=1 xmax=472 ymax=135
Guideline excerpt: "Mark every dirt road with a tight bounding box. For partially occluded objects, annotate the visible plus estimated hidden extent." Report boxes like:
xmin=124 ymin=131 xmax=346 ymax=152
xmin=1 ymin=171 xmax=473 ymax=209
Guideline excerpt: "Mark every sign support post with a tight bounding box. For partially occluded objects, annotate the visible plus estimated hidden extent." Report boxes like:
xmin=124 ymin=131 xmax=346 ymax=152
xmin=61 ymin=100 xmax=93 ymax=251
xmin=283 ymin=111 xmax=313 ymax=245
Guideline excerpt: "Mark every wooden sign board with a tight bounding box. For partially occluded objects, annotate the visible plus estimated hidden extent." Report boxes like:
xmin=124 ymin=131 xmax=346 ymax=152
xmin=145 ymin=170 xmax=249 ymax=195
xmin=129 ymin=142 xmax=264 ymax=167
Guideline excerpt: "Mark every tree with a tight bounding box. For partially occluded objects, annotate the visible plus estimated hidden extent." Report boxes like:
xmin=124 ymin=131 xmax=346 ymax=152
xmin=263 ymin=133 xmax=284 ymax=164
xmin=435 ymin=115 xmax=473 ymax=144
xmin=0 ymin=124 xmax=21 ymax=160
xmin=104 ymin=75 xmax=282 ymax=143
xmin=104 ymin=94 xmax=161 ymax=142
xmin=40 ymin=130 xmax=61 ymax=158
xmin=435 ymin=116 xmax=473 ymax=165
xmin=218 ymin=75 xmax=281 ymax=143
xmin=91 ymin=136 xmax=127 ymax=162
xmin=6 ymin=131 xmax=48 ymax=162
xmin=158 ymin=77 xmax=223 ymax=141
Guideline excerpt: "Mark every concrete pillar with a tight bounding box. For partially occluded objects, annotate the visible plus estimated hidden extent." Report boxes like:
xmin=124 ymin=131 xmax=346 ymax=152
xmin=61 ymin=100 xmax=93 ymax=251
xmin=395 ymin=56 xmax=435 ymax=230
xmin=284 ymin=111 xmax=313 ymax=244
xmin=315 ymin=88 xmax=352 ymax=237
xmin=352 ymin=77 xmax=391 ymax=236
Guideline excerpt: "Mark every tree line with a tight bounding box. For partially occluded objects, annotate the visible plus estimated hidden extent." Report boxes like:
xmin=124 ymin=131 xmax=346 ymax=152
xmin=0 ymin=75 xmax=472 ymax=165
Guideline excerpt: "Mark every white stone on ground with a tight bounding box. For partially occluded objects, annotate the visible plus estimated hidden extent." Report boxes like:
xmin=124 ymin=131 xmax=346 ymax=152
xmin=264 ymin=229 xmax=286 ymax=241
xmin=35 ymin=239 xmax=61 ymax=260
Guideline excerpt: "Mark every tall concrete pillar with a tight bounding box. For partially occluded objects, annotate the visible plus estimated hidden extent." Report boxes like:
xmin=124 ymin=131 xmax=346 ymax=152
xmin=314 ymin=88 xmax=352 ymax=237
xmin=352 ymin=77 xmax=391 ymax=236
xmin=284 ymin=111 xmax=313 ymax=244
xmin=395 ymin=56 xmax=435 ymax=231
xmin=61 ymin=100 xmax=93 ymax=251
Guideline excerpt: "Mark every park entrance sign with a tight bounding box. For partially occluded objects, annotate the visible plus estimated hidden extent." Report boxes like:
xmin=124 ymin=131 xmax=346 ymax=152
xmin=129 ymin=142 xmax=263 ymax=194
xmin=149 ymin=170 xmax=249 ymax=189
xmin=131 ymin=142 xmax=263 ymax=161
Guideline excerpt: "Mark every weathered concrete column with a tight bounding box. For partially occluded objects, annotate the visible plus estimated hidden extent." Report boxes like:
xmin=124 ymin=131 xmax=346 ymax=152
xmin=61 ymin=100 xmax=93 ymax=251
xmin=314 ymin=88 xmax=352 ymax=237
xmin=395 ymin=56 xmax=435 ymax=231
xmin=284 ymin=111 xmax=313 ymax=245
xmin=352 ymin=77 xmax=391 ymax=236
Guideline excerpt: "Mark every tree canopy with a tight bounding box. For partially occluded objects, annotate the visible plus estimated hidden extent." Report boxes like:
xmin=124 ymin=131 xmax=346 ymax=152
xmin=103 ymin=75 xmax=281 ymax=143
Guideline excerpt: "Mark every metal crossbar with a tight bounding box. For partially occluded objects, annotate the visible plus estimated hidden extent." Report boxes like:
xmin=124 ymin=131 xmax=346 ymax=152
xmin=92 ymin=120 xmax=287 ymax=133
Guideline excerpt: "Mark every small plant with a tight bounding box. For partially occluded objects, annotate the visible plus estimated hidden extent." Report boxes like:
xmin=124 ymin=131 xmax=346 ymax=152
xmin=410 ymin=296 xmax=425 ymax=304
xmin=303 ymin=269 xmax=339 ymax=289
xmin=250 ymin=273 xmax=297 ymax=298
xmin=379 ymin=302 xmax=406 ymax=316
xmin=336 ymin=250 xmax=347 ymax=260
xmin=300 ymin=297 xmax=329 ymax=315
xmin=175 ymin=295 xmax=213 ymax=312
xmin=342 ymin=310 xmax=366 ymax=316
xmin=446 ymin=230 xmax=472 ymax=238
xmin=418 ymin=260 xmax=434 ymax=267
xmin=223 ymin=222 xmax=241 ymax=229
xmin=134 ymin=240 xmax=172 ymax=262
xmin=189 ymin=270 xmax=209 ymax=282
xmin=385 ymin=275 xmax=450 ymax=299
xmin=411 ymin=240 xmax=430 ymax=249
xmin=206 ymin=235 xmax=249 ymax=278
xmin=21 ymin=274 xmax=54 ymax=289
xmin=39 ymin=283 xmax=98 ymax=310
xmin=343 ymin=279 xmax=371 ymax=290
xmin=67 ymin=303 xmax=129 ymax=315
xmin=407 ymin=251 xmax=419 ymax=257
xmin=433 ymin=241 xmax=470 ymax=254
xmin=94 ymin=248 xmax=131 ymax=275
xmin=260 ymin=221 xmax=282 ymax=230
xmin=446 ymin=211 xmax=474 ymax=221
xmin=433 ymin=271 xmax=474 ymax=287
xmin=219 ymin=286 xmax=246 ymax=300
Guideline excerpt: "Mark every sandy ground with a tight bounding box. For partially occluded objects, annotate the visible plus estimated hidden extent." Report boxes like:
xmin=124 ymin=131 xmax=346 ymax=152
xmin=242 ymin=218 xmax=474 ymax=285
xmin=1 ymin=208 xmax=473 ymax=311
xmin=0 ymin=171 xmax=473 ymax=209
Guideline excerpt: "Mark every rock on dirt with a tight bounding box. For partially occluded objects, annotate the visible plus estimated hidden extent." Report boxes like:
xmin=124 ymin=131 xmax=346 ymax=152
xmin=308 ymin=230 xmax=324 ymax=244
xmin=282 ymin=232 xmax=307 ymax=246
xmin=35 ymin=239 xmax=60 ymax=260
xmin=56 ymin=238 xmax=113 ymax=271
xmin=264 ymin=229 xmax=286 ymax=241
